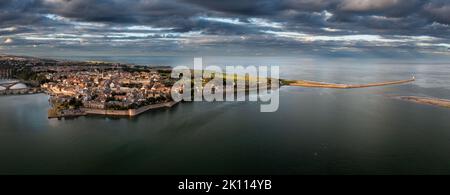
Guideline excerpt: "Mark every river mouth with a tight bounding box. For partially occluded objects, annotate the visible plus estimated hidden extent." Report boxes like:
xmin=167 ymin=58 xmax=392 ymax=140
xmin=2 ymin=86 xmax=450 ymax=175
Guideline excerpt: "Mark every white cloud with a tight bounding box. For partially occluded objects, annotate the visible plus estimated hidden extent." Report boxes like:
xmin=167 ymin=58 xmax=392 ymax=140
xmin=340 ymin=0 xmax=404 ymax=11
xmin=248 ymin=18 xmax=284 ymax=28
xmin=264 ymin=30 xmax=442 ymax=45
xmin=199 ymin=17 xmax=284 ymax=29
xmin=321 ymin=27 xmax=342 ymax=32
xmin=265 ymin=30 xmax=397 ymax=42
xmin=3 ymin=37 xmax=14 ymax=44
xmin=0 ymin=27 xmax=18 ymax=32
xmin=198 ymin=17 xmax=245 ymax=25
xmin=44 ymin=14 xmax=106 ymax=28
xmin=112 ymin=25 xmax=174 ymax=31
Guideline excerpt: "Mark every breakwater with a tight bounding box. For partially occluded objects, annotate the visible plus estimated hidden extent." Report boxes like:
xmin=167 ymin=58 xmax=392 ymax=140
xmin=287 ymin=77 xmax=415 ymax=89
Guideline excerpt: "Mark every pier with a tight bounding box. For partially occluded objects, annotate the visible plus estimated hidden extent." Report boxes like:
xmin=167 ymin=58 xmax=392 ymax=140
xmin=286 ymin=77 xmax=415 ymax=89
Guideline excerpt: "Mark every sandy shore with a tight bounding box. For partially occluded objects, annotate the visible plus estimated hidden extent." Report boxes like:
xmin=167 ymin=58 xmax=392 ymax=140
xmin=287 ymin=78 xmax=415 ymax=89
xmin=394 ymin=96 xmax=450 ymax=109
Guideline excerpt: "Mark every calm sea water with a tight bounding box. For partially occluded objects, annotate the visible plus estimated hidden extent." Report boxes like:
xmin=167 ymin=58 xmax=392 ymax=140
xmin=1 ymin=56 xmax=450 ymax=174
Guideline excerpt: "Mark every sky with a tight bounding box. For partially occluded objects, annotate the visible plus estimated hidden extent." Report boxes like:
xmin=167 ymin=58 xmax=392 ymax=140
xmin=0 ymin=0 xmax=449 ymax=59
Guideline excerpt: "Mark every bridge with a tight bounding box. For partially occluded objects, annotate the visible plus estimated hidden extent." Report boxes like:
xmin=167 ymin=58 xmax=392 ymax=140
xmin=0 ymin=82 xmax=21 ymax=90
xmin=0 ymin=80 xmax=42 ymax=96
xmin=0 ymin=87 xmax=42 ymax=96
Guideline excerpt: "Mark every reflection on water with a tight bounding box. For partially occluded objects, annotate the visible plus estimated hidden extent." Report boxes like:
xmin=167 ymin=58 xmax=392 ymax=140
xmin=1 ymin=60 xmax=450 ymax=174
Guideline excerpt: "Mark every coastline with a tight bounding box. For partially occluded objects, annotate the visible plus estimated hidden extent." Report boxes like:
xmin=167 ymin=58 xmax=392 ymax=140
xmin=394 ymin=96 xmax=450 ymax=109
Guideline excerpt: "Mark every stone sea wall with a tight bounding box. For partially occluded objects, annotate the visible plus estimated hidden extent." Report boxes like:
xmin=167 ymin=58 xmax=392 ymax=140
xmin=82 ymin=101 xmax=179 ymax=117
xmin=0 ymin=88 xmax=42 ymax=96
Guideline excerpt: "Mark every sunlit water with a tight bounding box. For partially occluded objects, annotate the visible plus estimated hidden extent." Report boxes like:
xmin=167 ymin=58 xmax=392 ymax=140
xmin=1 ymin=57 xmax=450 ymax=174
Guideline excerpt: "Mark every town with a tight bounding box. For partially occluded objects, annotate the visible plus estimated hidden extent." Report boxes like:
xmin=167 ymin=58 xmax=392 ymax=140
xmin=43 ymin=68 xmax=180 ymax=118
xmin=0 ymin=54 xmax=179 ymax=118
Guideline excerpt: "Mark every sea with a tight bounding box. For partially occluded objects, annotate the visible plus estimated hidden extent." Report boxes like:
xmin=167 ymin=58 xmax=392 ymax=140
xmin=1 ymin=56 xmax=450 ymax=174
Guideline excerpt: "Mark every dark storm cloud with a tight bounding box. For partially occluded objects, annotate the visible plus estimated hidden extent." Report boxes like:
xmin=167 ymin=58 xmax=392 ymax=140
xmin=0 ymin=0 xmax=44 ymax=27
xmin=182 ymin=0 xmax=282 ymax=16
xmin=0 ymin=0 xmax=448 ymax=31
xmin=0 ymin=0 xmax=449 ymax=57
xmin=423 ymin=0 xmax=450 ymax=25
